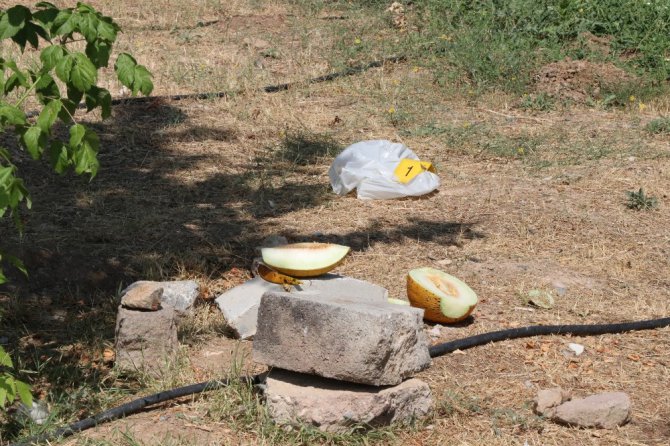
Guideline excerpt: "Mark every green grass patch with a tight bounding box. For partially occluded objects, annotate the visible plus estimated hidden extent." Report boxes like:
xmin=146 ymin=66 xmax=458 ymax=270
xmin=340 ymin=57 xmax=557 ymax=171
xmin=646 ymin=117 xmax=670 ymax=134
xmin=302 ymin=0 xmax=670 ymax=99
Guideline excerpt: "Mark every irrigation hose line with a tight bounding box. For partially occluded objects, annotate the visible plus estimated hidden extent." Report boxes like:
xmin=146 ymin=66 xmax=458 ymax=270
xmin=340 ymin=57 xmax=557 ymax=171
xmin=23 ymin=55 xmax=407 ymax=119
xmin=10 ymin=316 xmax=670 ymax=446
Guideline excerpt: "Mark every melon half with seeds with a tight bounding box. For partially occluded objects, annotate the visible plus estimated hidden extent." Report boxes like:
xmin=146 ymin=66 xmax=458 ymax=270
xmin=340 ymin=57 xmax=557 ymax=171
xmin=407 ymin=267 xmax=478 ymax=323
xmin=260 ymin=243 xmax=351 ymax=278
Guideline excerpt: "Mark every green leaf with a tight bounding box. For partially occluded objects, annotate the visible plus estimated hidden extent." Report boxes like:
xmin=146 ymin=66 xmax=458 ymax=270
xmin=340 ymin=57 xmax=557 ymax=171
xmin=53 ymin=10 xmax=75 ymax=37
xmin=33 ymin=7 xmax=57 ymax=29
xmin=97 ymin=18 xmax=117 ymax=42
xmin=49 ymin=141 xmax=69 ymax=173
xmin=35 ymin=74 xmax=61 ymax=105
xmin=85 ymin=40 xmax=112 ymax=68
xmin=10 ymin=21 xmax=46 ymax=50
xmin=69 ymin=52 xmax=97 ymax=91
xmin=69 ymin=123 xmax=86 ymax=147
xmin=37 ymin=99 xmax=61 ymax=132
xmin=20 ymin=125 xmax=46 ymax=159
xmin=58 ymin=98 xmax=77 ymax=123
xmin=55 ymin=53 xmax=74 ymax=83
xmin=3 ymin=60 xmax=29 ymax=92
xmin=70 ymin=126 xmax=99 ymax=177
xmin=134 ymin=66 xmax=154 ymax=96
xmin=15 ymin=380 xmax=32 ymax=407
xmin=84 ymin=86 xmax=111 ymax=118
xmin=40 ymin=44 xmax=64 ymax=70
xmin=114 ymin=53 xmax=137 ymax=88
xmin=5 ymin=253 xmax=27 ymax=277
xmin=6 ymin=176 xmax=30 ymax=209
xmin=0 ymin=166 xmax=14 ymax=187
xmin=0 ymin=346 xmax=12 ymax=367
xmin=0 ymin=6 xmax=31 ymax=40
xmin=114 ymin=53 xmax=153 ymax=96
xmin=0 ymin=104 xmax=27 ymax=125
xmin=78 ymin=12 xmax=99 ymax=42
xmin=2 ymin=376 xmax=16 ymax=404
xmin=0 ymin=384 xmax=7 ymax=408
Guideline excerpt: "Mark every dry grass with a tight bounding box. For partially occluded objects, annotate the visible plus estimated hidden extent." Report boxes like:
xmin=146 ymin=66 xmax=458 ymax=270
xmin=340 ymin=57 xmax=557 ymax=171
xmin=1 ymin=0 xmax=670 ymax=445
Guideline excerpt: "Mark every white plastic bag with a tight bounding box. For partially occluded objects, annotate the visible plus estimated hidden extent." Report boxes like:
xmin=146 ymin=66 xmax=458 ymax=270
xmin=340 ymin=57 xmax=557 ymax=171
xmin=328 ymin=140 xmax=440 ymax=200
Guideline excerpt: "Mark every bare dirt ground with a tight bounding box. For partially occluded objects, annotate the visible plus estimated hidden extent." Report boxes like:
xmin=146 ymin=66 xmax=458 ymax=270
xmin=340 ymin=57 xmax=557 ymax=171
xmin=1 ymin=1 xmax=670 ymax=445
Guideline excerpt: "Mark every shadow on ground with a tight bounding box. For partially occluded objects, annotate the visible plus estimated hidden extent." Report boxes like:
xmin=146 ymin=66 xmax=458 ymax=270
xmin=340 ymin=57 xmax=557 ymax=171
xmin=0 ymin=100 xmax=483 ymax=435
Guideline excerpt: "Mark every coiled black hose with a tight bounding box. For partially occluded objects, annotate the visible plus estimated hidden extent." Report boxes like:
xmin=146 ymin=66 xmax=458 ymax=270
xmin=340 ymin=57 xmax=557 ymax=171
xmin=10 ymin=316 xmax=670 ymax=446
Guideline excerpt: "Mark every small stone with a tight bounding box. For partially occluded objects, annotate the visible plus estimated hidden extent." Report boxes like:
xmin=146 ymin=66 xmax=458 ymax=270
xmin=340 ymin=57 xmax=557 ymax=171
xmin=122 ymin=280 xmax=199 ymax=313
xmin=568 ymin=343 xmax=585 ymax=356
xmin=552 ymin=280 xmax=568 ymax=296
xmin=253 ymin=291 xmax=430 ymax=386
xmin=553 ymin=392 xmax=631 ymax=428
xmin=535 ymin=387 xmax=571 ymax=417
xmin=428 ymin=325 xmax=442 ymax=338
xmin=121 ymin=282 xmax=163 ymax=311
xmin=160 ymin=280 xmax=199 ymax=312
xmin=264 ymin=369 xmax=433 ymax=433
xmin=114 ymin=305 xmax=179 ymax=376
xmin=18 ymin=400 xmax=50 ymax=425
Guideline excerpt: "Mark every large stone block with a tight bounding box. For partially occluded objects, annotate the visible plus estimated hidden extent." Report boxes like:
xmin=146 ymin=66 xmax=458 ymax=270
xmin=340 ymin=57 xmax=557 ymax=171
xmin=114 ymin=305 xmax=179 ymax=375
xmin=253 ymin=292 xmax=430 ymax=386
xmin=215 ymin=275 xmax=389 ymax=340
xmin=264 ymin=369 xmax=433 ymax=432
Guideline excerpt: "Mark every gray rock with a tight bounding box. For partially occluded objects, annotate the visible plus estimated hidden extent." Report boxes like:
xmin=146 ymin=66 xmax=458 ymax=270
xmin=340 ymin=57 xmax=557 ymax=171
xmin=114 ymin=305 xmax=179 ymax=375
xmin=215 ymin=275 xmax=389 ymax=340
xmin=123 ymin=280 xmax=199 ymax=313
xmin=534 ymin=387 xmax=571 ymax=417
xmin=553 ymin=392 xmax=632 ymax=428
xmin=253 ymin=291 xmax=430 ymax=386
xmin=18 ymin=400 xmax=50 ymax=425
xmin=264 ymin=369 xmax=433 ymax=432
xmin=121 ymin=282 xmax=163 ymax=311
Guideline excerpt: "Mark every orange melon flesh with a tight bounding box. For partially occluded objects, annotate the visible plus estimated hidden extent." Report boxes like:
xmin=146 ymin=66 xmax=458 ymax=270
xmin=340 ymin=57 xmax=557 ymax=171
xmin=407 ymin=267 xmax=478 ymax=323
xmin=260 ymin=243 xmax=350 ymax=278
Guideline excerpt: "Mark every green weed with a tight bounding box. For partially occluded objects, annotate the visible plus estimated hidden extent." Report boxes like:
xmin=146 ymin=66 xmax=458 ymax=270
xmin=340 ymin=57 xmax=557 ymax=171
xmin=646 ymin=117 xmax=670 ymax=134
xmin=626 ymin=188 xmax=658 ymax=210
xmin=519 ymin=93 xmax=555 ymax=112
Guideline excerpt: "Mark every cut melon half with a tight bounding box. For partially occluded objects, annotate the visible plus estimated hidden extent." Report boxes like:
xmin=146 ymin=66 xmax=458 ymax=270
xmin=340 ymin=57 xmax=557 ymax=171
xmin=260 ymin=242 xmax=350 ymax=278
xmin=407 ymin=267 xmax=478 ymax=323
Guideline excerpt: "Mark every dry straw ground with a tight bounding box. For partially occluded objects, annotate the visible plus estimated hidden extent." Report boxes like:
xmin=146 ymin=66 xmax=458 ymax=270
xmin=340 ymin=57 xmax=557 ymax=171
xmin=1 ymin=0 xmax=670 ymax=445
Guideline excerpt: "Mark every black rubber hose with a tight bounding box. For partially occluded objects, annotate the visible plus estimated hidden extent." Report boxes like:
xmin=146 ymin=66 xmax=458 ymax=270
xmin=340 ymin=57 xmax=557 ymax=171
xmin=12 ymin=317 xmax=670 ymax=445
xmin=428 ymin=316 xmax=670 ymax=357
xmin=10 ymin=375 xmax=262 ymax=446
xmin=23 ymin=55 xmax=405 ymax=118
xmin=108 ymin=56 xmax=404 ymax=104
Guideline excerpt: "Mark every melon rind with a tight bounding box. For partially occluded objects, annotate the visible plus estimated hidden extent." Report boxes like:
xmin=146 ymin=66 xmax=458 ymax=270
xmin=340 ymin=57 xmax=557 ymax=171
xmin=260 ymin=243 xmax=350 ymax=278
xmin=387 ymin=298 xmax=410 ymax=306
xmin=407 ymin=267 xmax=478 ymax=323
